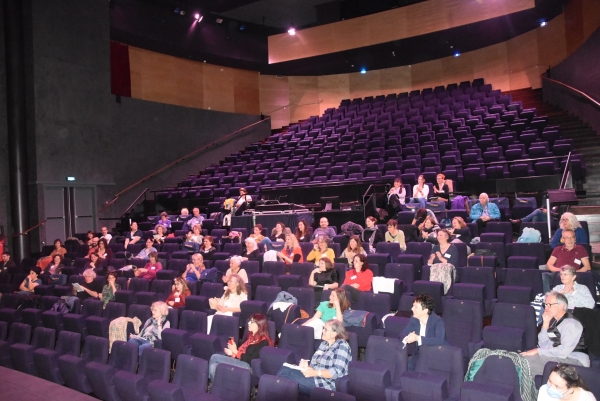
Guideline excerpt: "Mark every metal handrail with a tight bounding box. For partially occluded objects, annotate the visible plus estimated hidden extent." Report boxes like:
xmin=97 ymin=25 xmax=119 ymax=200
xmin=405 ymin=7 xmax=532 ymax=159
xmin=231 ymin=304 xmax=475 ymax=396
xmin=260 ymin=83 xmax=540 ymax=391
xmin=97 ymin=117 xmax=271 ymax=215
xmin=0 ymin=220 xmax=47 ymax=240
xmin=264 ymin=100 xmax=323 ymax=115
xmin=560 ymin=152 xmax=572 ymax=190
xmin=541 ymin=75 xmax=600 ymax=108
xmin=457 ymin=154 xmax=569 ymax=169
xmin=120 ymin=188 xmax=149 ymax=218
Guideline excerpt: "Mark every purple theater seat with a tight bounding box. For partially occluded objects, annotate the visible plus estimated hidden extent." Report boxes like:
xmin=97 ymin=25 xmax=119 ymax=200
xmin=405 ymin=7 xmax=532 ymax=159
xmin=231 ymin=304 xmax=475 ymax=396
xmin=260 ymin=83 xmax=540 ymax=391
xmin=10 ymin=326 xmax=56 ymax=376
xmin=481 ymin=303 xmax=537 ymax=353
xmin=251 ymin=346 xmax=296 ymax=384
xmin=0 ymin=322 xmax=32 ymax=368
xmin=256 ymin=374 xmax=299 ymax=401
xmin=289 ymin=262 xmax=315 ymax=287
xmin=34 ymin=330 xmax=81 ymax=385
xmin=58 ymin=335 xmax=109 ymax=393
xmin=86 ymin=340 xmax=139 ymax=401
xmin=63 ymin=298 xmax=103 ymax=337
xmin=287 ymin=287 xmax=315 ymax=316
xmin=211 ymin=364 xmax=252 ymax=401
xmin=385 ymin=263 xmax=415 ymax=293
xmin=501 ymin=269 xmax=543 ymax=302
xmin=179 ymin=310 xmax=207 ymax=335
xmin=160 ymin=328 xmax=191 ymax=360
xmin=86 ymin=302 xmax=126 ymax=338
xmin=278 ymin=324 xmax=314 ymax=363
xmin=398 ymin=281 xmax=444 ymax=314
xmin=113 ymin=348 xmax=171 ymax=401
xmin=375 ymin=243 xmax=403 ymax=263
xmin=345 ymin=361 xmax=394 ymax=401
xmin=462 ymin=355 xmax=521 ymax=401
xmin=442 ymin=299 xmax=483 ymax=361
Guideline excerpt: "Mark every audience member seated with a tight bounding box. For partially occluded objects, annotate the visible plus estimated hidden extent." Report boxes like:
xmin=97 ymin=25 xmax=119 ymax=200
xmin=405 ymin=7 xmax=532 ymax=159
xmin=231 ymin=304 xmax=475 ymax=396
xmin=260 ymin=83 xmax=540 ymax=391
xmin=412 ymin=208 xmax=438 ymax=230
xmin=469 ymin=192 xmax=501 ymax=236
xmin=551 ymin=213 xmax=589 ymax=249
xmin=312 ymin=217 xmax=336 ymax=241
xmin=178 ymin=207 xmax=190 ymax=222
xmin=19 ymin=267 xmax=42 ymax=295
xmin=341 ymin=254 xmax=373 ymax=303
xmin=278 ymin=233 xmax=303 ymax=265
xmin=553 ymin=266 xmax=595 ymax=310
xmin=199 ymin=236 xmax=216 ymax=260
xmin=37 ymin=239 xmax=67 ymax=270
xmin=182 ymin=253 xmax=207 ymax=283
xmin=186 ymin=207 xmax=204 ymax=231
xmin=295 ymin=220 xmax=312 ymax=243
xmin=432 ymin=173 xmax=450 ymax=202
xmin=538 ymin=364 xmax=596 ymax=401
xmin=271 ymin=222 xmax=286 ymax=242
xmin=46 ymin=254 xmax=66 ymax=285
xmin=340 ymin=235 xmax=367 ymax=267
xmin=100 ymin=226 xmax=113 ymax=244
xmin=303 ymin=288 xmax=349 ymax=339
xmin=427 ymin=229 xmax=457 ymax=294
xmin=387 ymin=178 xmax=406 ymax=219
xmin=234 ymin=187 xmax=252 ymax=216
xmin=128 ymin=301 xmax=170 ymax=356
xmin=101 ymin=272 xmax=120 ymax=309
xmin=135 ymin=251 xmax=162 ymax=281
xmin=400 ymin=294 xmax=449 ymax=370
xmin=1 ymin=251 xmax=16 ymax=273
xmin=545 ymin=228 xmax=591 ymax=292
xmin=86 ymin=230 xmax=97 ymax=249
xmin=166 ymin=277 xmax=191 ymax=309
xmin=277 ymin=319 xmax=351 ymax=395
xmin=250 ymin=224 xmax=265 ymax=243
xmin=208 ymin=313 xmax=274 ymax=380
xmin=362 ymin=216 xmax=384 ymax=252
xmin=124 ymin=222 xmax=142 ymax=249
xmin=241 ymin=237 xmax=261 ymax=261
xmin=309 ymin=257 xmax=340 ymax=302
xmin=153 ymin=224 xmax=167 ymax=246
xmin=448 ymin=216 xmax=471 ymax=249
xmin=88 ymin=238 xmax=113 ymax=264
xmin=74 ymin=268 xmax=104 ymax=302
xmin=184 ymin=224 xmax=204 ymax=252
xmin=412 ymin=174 xmax=429 ymax=209
xmin=510 ymin=207 xmax=549 ymax=225
xmin=223 ymin=256 xmax=248 ymax=284
xmin=521 ymin=291 xmax=589 ymax=376
xmin=307 ymin=236 xmax=336 ymax=266
xmin=419 ymin=216 xmax=441 ymax=244
xmin=208 ymin=274 xmax=248 ymax=332
xmin=385 ymin=219 xmax=407 ymax=251
xmin=85 ymin=253 xmax=103 ymax=275
xmin=132 ymin=238 xmax=157 ymax=261
xmin=158 ymin=211 xmax=172 ymax=229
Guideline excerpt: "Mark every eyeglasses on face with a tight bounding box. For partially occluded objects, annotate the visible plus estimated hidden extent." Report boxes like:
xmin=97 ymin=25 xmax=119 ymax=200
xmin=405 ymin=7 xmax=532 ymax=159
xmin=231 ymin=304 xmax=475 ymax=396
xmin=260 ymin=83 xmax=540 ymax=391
xmin=544 ymin=302 xmax=558 ymax=308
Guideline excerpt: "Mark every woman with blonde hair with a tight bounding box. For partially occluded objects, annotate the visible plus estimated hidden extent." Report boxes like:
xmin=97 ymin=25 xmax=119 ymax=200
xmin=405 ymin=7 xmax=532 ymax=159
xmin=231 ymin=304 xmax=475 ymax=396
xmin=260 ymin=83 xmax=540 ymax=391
xmin=277 ymin=233 xmax=303 ymax=265
xmin=208 ymin=274 xmax=248 ymax=332
xmin=128 ymin=301 xmax=170 ymax=355
xmin=551 ymin=212 xmax=588 ymax=249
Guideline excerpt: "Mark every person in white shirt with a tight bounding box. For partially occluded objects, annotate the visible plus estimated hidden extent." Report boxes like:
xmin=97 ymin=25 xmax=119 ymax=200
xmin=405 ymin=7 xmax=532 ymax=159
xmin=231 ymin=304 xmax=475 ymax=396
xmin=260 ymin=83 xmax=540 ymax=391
xmin=234 ymin=188 xmax=252 ymax=216
xmin=100 ymin=226 xmax=112 ymax=244
xmin=387 ymin=178 xmax=406 ymax=218
xmin=412 ymin=174 xmax=429 ymax=209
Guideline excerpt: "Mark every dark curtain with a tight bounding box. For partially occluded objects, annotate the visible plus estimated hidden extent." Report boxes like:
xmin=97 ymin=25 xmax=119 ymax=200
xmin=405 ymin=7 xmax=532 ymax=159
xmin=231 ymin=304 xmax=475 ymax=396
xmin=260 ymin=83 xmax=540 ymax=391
xmin=110 ymin=41 xmax=131 ymax=97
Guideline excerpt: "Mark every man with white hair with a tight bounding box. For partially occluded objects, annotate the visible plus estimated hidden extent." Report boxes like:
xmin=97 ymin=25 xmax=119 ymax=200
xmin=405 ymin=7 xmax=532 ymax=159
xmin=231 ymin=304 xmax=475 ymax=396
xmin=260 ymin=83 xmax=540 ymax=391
xmin=469 ymin=192 xmax=500 ymax=236
xmin=521 ymin=291 xmax=588 ymax=376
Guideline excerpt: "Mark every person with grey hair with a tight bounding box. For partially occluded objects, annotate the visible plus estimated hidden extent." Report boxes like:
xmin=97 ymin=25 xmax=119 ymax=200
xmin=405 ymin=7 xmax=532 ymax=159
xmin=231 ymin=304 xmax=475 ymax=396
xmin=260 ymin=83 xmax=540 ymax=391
xmin=222 ymin=256 xmax=248 ymax=283
xmin=552 ymin=266 xmax=595 ymax=309
xmin=128 ymin=301 xmax=170 ymax=356
xmin=469 ymin=192 xmax=500 ymax=235
xmin=521 ymin=291 xmax=589 ymax=376
xmin=551 ymin=212 xmax=588 ymax=249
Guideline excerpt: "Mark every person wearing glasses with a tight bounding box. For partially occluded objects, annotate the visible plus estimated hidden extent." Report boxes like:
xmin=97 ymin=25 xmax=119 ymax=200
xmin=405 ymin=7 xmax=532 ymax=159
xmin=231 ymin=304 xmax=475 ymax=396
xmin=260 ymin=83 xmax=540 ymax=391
xmin=544 ymin=228 xmax=591 ymax=292
xmin=552 ymin=266 xmax=595 ymax=309
xmin=277 ymin=319 xmax=351 ymax=395
xmin=520 ymin=291 xmax=588 ymax=377
xmin=551 ymin=212 xmax=588 ymax=249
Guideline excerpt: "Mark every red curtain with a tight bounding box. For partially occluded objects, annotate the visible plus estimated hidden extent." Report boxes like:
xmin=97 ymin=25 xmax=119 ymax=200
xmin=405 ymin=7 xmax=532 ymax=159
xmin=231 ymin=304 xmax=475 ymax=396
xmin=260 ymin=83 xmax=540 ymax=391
xmin=110 ymin=41 xmax=131 ymax=97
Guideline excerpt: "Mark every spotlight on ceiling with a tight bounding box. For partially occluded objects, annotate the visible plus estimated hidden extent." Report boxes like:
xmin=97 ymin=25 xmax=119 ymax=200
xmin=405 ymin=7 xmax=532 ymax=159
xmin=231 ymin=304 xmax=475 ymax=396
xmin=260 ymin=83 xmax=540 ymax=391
xmin=174 ymin=8 xmax=185 ymax=15
xmin=540 ymin=21 xmax=547 ymax=27
xmin=216 ymin=18 xmax=223 ymax=24
xmin=288 ymin=27 xmax=296 ymax=35
xmin=360 ymin=68 xmax=366 ymax=74
xmin=239 ymin=24 xmax=246 ymax=31
xmin=454 ymin=52 xmax=460 ymax=57
xmin=195 ymin=13 xmax=203 ymax=22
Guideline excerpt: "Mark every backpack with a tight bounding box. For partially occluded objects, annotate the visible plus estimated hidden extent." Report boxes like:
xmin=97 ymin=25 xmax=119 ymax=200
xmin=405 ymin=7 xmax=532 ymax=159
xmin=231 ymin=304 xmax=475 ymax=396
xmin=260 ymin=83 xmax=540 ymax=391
xmin=341 ymin=221 xmax=363 ymax=237
xmin=473 ymin=248 xmax=500 ymax=269
xmin=199 ymin=267 xmax=222 ymax=283
xmin=517 ymin=227 xmax=542 ymax=243
xmin=51 ymin=299 xmax=69 ymax=314
xmin=451 ymin=196 xmax=468 ymax=211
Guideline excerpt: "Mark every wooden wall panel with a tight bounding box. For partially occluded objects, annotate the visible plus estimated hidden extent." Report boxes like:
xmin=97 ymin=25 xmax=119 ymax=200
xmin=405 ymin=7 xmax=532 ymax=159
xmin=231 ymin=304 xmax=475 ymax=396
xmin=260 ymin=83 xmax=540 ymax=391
xmin=472 ymin=43 xmax=510 ymax=92
xmin=582 ymin=0 xmax=600 ymax=40
xmin=268 ymin=0 xmax=535 ymax=63
xmin=564 ymin=0 xmax=585 ymax=55
xmin=318 ymin=74 xmax=350 ymax=115
xmin=506 ymin=30 xmax=541 ymax=90
xmin=379 ymin=66 xmax=412 ymax=96
xmin=537 ymin=14 xmax=567 ymax=71
xmin=288 ymin=76 xmax=320 ymax=123
xmin=233 ymin=69 xmax=260 ymax=115
xmin=259 ymin=75 xmax=290 ymax=129
xmin=202 ymin=64 xmax=235 ymax=113
xmin=349 ymin=70 xmax=382 ymax=100
xmin=410 ymin=60 xmax=443 ymax=90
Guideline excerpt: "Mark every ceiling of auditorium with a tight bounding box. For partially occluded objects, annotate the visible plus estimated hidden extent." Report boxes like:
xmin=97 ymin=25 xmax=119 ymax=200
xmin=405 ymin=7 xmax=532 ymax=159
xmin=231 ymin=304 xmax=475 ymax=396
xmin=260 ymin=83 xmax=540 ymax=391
xmin=110 ymin=0 xmax=566 ymax=76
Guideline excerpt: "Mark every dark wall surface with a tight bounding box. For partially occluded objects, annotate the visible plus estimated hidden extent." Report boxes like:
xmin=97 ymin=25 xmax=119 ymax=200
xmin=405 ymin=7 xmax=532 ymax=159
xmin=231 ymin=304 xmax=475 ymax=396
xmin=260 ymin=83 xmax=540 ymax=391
xmin=1 ymin=0 xmax=268 ymax=252
xmin=543 ymin=27 xmax=600 ymax=133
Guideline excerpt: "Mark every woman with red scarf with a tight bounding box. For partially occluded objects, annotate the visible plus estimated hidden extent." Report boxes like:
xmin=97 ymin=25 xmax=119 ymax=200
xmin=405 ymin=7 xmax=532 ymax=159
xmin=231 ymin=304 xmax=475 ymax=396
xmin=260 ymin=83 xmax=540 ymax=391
xmin=208 ymin=313 xmax=274 ymax=381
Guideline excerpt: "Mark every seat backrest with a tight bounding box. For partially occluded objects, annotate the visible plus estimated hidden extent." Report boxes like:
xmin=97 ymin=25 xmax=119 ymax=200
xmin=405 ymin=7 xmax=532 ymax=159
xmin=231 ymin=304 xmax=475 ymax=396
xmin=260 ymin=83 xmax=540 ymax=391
xmin=442 ymin=299 xmax=483 ymax=356
xmin=385 ymin=263 xmax=414 ymax=292
xmin=139 ymin=347 xmax=171 ymax=382
xmin=109 ymin=340 xmax=139 ymax=372
xmin=129 ymin=278 xmax=150 ymax=292
xmin=151 ymin=280 xmax=174 ymax=297
xmin=199 ymin=282 xmax=226 ymax=299
xmin=473 ymin=355 xmax=521 ymax=397
xmin=82 ymin=298 xmax=103 ymax=317
xmin=8 ymin=323 xmax=32 ymax=345
xmin=364 ymin=336 xmax=407 ymax=384
xmin=256 ymin=374 xmax=299 ymax=401
xmin=82 ymin=335 xmax=109 ymax=364
xmin=103 ymin=302 xmax=126 ymax=320
xmin=279 ymin=324 xmax=315 ymax=361
xmin=179 ymin=310 xmax=207 ymax=335
xmin=458 ymin=266 xmax=496 ymax=299
xmin=128 ymin=304 xmax=151 ymax=322
xmin=210 ymin=315 xmax=239 ymax=343
xmin=31 ymin=327 xmax=56 ymax=350
xmin=287 ymin=287 xmax=314 ymax=314
xmin=263 ymin=261 xmax=287 ymax=276
xmin=212 ymin=364 xmax=252 ymax=401
xmin=254 ymin=286 xmax=282 ymax=304
xmin=356 ymin=292 xmax=391 ymax=323
xmin=172 ymin=354 xmax=209 ymax=392
xmin=504 ymin=269 xmax=543 ymax=295
xmin=491 ymin=303 xmax=537 ymax=350
xmin=55 ymin=330 xmax=81 ymax=356
xmin=415 ymin=345 xmax=464 ymax=400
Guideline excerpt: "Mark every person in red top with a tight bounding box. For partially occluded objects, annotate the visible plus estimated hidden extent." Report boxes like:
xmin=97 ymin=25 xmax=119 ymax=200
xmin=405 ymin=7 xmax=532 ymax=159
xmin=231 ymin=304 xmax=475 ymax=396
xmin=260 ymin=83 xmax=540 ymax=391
xmin=135 ymin=251 xmax=162 ymax=281
xmin=342 ymin=254 xmax=374 ymax=303
xmin=544 ymin=228 xmax=590 ymax=292
xmin=166 ymin=277 xmax=190 ymax=309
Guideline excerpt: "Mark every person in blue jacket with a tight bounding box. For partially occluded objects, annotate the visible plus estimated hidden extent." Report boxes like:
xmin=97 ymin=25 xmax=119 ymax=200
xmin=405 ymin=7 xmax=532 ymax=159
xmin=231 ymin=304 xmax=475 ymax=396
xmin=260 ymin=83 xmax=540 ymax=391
xmin=550 ymin=212 xmax=588 ymax=249
xmin=400 ymin=294 xmax=449 ymax=370
xmin=469 ymin=192 xmax=501 ymax=236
